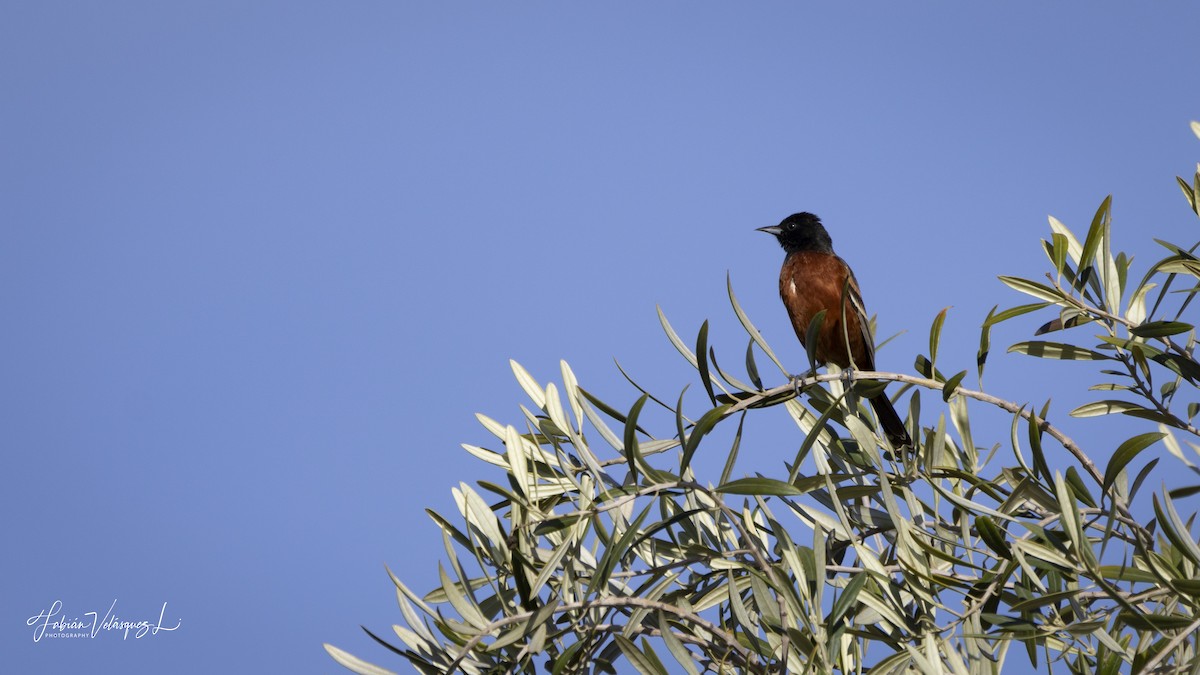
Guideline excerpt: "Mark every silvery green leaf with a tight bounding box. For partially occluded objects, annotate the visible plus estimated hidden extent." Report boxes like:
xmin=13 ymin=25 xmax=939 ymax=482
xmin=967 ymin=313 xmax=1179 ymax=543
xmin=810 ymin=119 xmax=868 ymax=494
xmin=323 ymin=644 xmax=397 ymax=675
xmin=509 ymin=359 xmax=545 ymax=409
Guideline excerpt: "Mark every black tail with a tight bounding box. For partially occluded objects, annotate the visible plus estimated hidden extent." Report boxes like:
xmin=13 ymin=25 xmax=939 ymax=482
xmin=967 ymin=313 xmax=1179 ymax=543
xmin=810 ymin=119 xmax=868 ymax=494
xmin=869 ymin=394 xmax=911 ymax=448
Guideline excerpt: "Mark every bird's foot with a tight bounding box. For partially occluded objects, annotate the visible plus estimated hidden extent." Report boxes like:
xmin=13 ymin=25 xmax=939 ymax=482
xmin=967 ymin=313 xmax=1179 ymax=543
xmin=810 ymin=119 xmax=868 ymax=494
xmin=841 ymin=367 xmax=857 ymax=385
xmin=789 ymin=370 xmax=816 ymax=396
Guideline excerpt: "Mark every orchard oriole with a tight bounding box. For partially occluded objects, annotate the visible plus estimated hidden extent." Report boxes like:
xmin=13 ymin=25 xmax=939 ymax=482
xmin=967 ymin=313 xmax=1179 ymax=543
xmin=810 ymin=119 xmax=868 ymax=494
xmin=758 ymin=212 xmax=912 ymax=448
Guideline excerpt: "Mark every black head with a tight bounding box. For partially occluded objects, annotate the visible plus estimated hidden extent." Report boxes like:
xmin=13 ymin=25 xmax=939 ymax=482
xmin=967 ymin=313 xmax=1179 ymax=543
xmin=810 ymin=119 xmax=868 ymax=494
xmin=756 ymin=212 xmax=834 ymax=254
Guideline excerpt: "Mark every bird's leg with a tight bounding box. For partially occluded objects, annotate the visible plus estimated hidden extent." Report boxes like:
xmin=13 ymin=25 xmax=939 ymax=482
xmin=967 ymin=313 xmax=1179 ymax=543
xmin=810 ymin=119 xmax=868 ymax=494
xmin=824 ymin=364 xmax=857 ymax=393
xmin=838 ymin=365 xmax=862 ymax=418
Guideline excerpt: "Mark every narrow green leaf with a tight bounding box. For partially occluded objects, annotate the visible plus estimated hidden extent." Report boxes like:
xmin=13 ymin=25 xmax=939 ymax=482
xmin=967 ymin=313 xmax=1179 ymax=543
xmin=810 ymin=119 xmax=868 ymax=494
xmin=1071 ymin=400 xmax=1147 ymax=418
xmin=745 ymin=339 xmax=764 ymax=390
xmin=1028 ymin=403 xmax=1053 ymax=481
xmin=656 ymin=611 xmax=699 ymax=675
xmin=804 ymin=309 xmax=828 ymax=373
xmin=728 ymin=273 xmax=788 ymax=375
xmin=1128 ymin=273 xmax=1165 ymax=330
xmin=1078 ymin=196 xmax=1111 ymax=278
xmin=1048 ymin=215 xmax=1083 ymax=264
xmin=1008 ymin=589 xmax=1087 ymax=612
xmin=942 ymin=370 xmax=967 ymax=402
xmin=323 ymin=644 xmax=398 ymax=675
xmin=1193 ymin=167 xmax=1200 ymax=217
xmin=704 ymin=346 xmax=755 ymax=393
xmin=1034 ymin=310 xmax=1094 ymax=335
xmin=1099 ymin=565 xmax=1159 ymax=583
xmin=588 ymin=501 xmax=655 ymax=595
xmin=1103 ymin=432 xmax=1165 ymax=491
xmin=504 ymin=425 xmax=529 ymax=500
xmin=975 ymin=515 xmax=1012 ymax=559
xmin=1008 ymin=406 xmax=1032 ymax=476
xmin=579 ymin=386 xmax=631 ymax=424
xmin=658 ymin=305 xmax=699 ymax=369
xmin=748 ymin=573 xmax=781 ymax=627
xmin=1130 ymin=458 xmax=1159 ymax=503
xmin=1015 ymin=538 xmax=1076 ymax=571
xmin=638 ymin=634 xmax=676 ymax=672
xmin=719 ymin=413 xmax=746 ymax=486
xmin=998 ymin=276 xmax=1068 ymax=304
xmin=623 ymin=394 xmax=650 ymax=484
xmin=1051 ymin=232 xmax=1069 ymax=278
xmin=613 ymin=635 xmax=669 ymax=675
xmin=829 ymin=572 xmax=868 ymax=626
xmin=1095 ymin=333 xmax=1163 ymax=355
xmin=1153 ymin=492 xmax=1200 ymax=568
xmin=1155 ymin=257 xmax=1200 ymax=278
xmin=1118 ymin=611 xmax=1198 ymax=631
xmin=674 ymin=387 xmax=689 ymax=470
xmin=929 ymin=479 xmax=1011 ymax=521
xmin=559 ymin=360 xmax=585 ymax=431
xmin=696 ymin=320 xmax=716 ymax=406
xmin=851 ymin=378 xmax=887 ymax=399
xmin=1129 ymin=321 xmax=1193 ymax=338
xmin=437 ymin=562 xmax=486 ymax=630
xmin=367 ymin=624 xmax=421 ymax=662
xmin=1152 ymin=352 xmax=1200 ymax=384
xmin=1055 ymin=471 xmax=1095 ymax=569
xmin=716 ymin=477 xmax=803 ymax=496
xmin=424 ymin=506 xmax=480 ymax=554
xmin=1065 ymin=466 xmax=1097 ymax=508
xmin=930 ymin=306 xmax=950 ymax=371
xmin=550 ymin=641 xmax=590 ymax=674
xmin=914 ymin=354 xmax=945 ymax=382
xmin=681 ymin=404 xmax=730 ymax=474
xmin=1008 ymin=341 xmax=1108 ymax=361
xmin=1099 ymin=197 xmax=1120 ymax=308
xmin=1169 ymin=485 xmax=1200 ymax=499
xmin=984 ymin=301 xmax=1053 ymax=326
xmin=786 ymin=396 xmax=841 ymax=483
xmin=509 ymin=360 xmax=546 ymax=409
xmin=1183 ymin=174 xmax=1200 ymax=215
xmin=454 ymin=483 xmax=509 ymax=560
xmin=726 ymin=572 xmax=758 ymax=651
xmin=1115 ymin=250 xmax=1130 ymax=302
xmin=1170 ymin=578 xmax=1200 ymax=597
xmin=949 ymin=392 xmax=976 ymax=468
xmin=978 ymin=306 xmax=995 ymax=383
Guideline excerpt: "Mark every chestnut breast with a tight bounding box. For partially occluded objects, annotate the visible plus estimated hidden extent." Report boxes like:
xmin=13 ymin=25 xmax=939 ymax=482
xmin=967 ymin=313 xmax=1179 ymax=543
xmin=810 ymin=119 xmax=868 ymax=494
xmin=778 ymin=250 xmax=874 ymax=370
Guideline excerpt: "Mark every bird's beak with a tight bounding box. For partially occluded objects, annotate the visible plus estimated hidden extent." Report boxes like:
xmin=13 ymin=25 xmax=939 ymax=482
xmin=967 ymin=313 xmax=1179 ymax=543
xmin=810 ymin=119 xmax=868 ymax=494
xmin=756 ymin=225 xmax=783 ymax=236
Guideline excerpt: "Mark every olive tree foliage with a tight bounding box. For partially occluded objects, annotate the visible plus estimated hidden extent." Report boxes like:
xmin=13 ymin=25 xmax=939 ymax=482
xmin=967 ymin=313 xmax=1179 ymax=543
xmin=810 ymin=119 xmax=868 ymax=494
xmin=328 ymin=123 xmax=1200 ymax=675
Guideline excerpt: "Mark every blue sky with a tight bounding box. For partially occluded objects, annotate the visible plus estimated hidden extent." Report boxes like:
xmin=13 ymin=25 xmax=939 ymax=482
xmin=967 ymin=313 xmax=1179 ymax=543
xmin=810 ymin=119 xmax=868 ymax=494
xmin=4 ymin=3 xmax=1199 ymax=673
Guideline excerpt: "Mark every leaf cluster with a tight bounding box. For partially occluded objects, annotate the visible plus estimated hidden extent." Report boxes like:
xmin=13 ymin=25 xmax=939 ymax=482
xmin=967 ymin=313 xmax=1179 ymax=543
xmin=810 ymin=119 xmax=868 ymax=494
xmin=327 ymin=122 xmax=1200 ymax=675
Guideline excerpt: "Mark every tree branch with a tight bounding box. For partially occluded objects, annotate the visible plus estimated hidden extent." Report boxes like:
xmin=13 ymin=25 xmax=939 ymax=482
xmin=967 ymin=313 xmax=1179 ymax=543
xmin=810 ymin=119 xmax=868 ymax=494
xmin=443 ymin=594 xmax=758 ymax=674
xmin=720 ymin=370 xmax=1161 ymax=555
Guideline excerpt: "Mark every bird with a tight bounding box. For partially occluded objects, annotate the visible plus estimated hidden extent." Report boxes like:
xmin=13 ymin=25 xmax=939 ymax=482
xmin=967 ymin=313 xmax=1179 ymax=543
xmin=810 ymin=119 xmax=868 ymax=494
xmin=758 ymin=212 xmax=912 ymax=449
